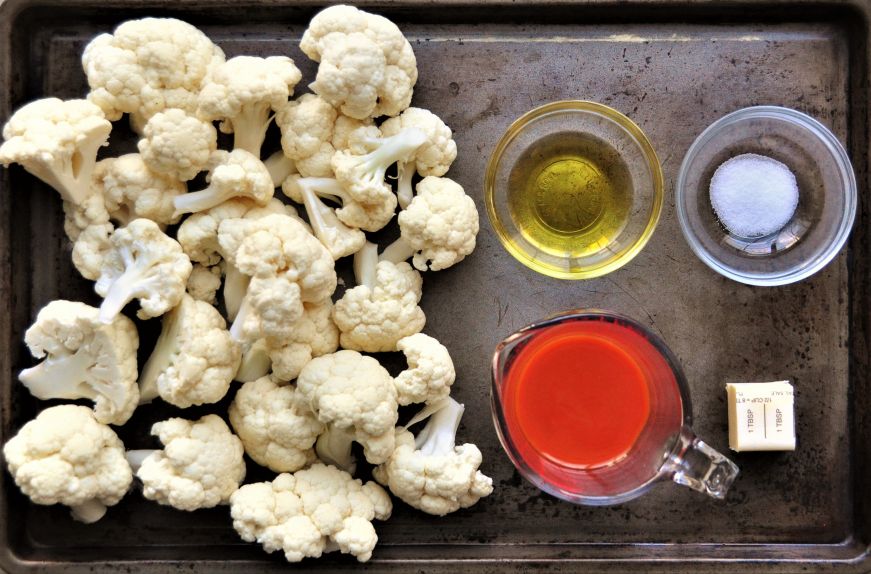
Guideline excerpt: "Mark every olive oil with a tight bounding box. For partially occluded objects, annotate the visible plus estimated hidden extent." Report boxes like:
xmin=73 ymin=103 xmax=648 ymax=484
xmin=507 ymin=132 xmax=633 ymax=258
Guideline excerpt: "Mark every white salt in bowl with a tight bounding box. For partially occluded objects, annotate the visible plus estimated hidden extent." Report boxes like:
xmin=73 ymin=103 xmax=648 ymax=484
xmin=676 ymin=106 xmax=856 ymax=286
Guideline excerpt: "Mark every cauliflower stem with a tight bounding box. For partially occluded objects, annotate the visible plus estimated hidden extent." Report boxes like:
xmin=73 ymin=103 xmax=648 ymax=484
xmin=235 ymin=339 xmax=271 ymax=382
xmin=379 ymin=237 xmax=415 ymax=266
xmin=396 ymin=161 xmax=415 ymax=209
xmin=227 ymin=102 xmax=274 ymax=156
xmin=70 ymin=498 xmax=111 ymax=524
xmin=126 ymin=449 xmax=154 ymax=472
xmin=409 ymin=397 xmax=463 ymax=455
xmin=223 ymin=264 xmax=250 ymax=322
xmin=138 ymin=296 xmax=184 ymax=403
xmin=290 ymin=177 xmax=365 ymax=259
xmin=263 ymin=151 xmax=295 ymax=186
xmin=353 ymin=241 xmax=379 ymax=289
xmin=315 ymin=425 xmax=357 ymax=474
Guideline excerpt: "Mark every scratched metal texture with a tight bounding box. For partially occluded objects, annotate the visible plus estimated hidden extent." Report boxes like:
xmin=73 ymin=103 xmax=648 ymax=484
xmin=0 ymin=1 xmax=869 ymax=572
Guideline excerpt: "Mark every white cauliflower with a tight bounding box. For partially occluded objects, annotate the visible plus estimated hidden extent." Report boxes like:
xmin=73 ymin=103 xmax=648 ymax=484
xmin=236 ymin=299 xmax=339 ymax=383
xmin=82 ymin=17 xmax=225 ymax=123
xmin=71 ymin=221 xmax=113 ymax=281
xmin=228 ymin=377 xmax=323 ymax=472
xmin=275 ymin=94 xmax=337 ymax=177
xmin=138 ymin=108 xmax=217 ymax=181
xmin=94 ymin=153 xmax=185 ymax=227
xmin=274 ymin=94 xmax=374 ymax=178
xmin=127 ymin=415 xmax=245 ymax=511
xmin=186 ymin=263 xmax=222 ymax=304
xmin=198 ymin=56 xmax=302 ymax=156
xmin=286 ymin=175 xmax=396 ymax=233
xmin=177 ymin=198 xmax=293 ymax=320
xmin=297 ymin=350 xmax=398 ymax=467
xmin=331 ymin=126 xmax=426 ymax=206
xmin=95 ymin=218 xmax=192 ymax=322
xmin=230 ymin=463 xmax=392 ymax=563
xmin=19 ymin=300 xmax=139 ymax=425
xmin=3 ymin=405 xmax=133 ymax=523
xmin=381 ymin=176 xmax=479 ymax=271
xmin=139 ymin=294 xmax=240 ymax=408
xmin=380 ymin=107 xmax=457 ymax=208
xmin=172 ymin=149 xmax=273 ymax=216
xmin=301 ymin=5 xmax=417 ymax=119
xmin=373 ymin=397 xmax=493 ymax=516
xmin=0 ymin=98 xmax=111 ymax=239
xmin=394 ymin=333 xmax=455 ymax=406
xmin=218 ymin=213 xmax=336 ymax=343
xmin=282 ymin=175 xmax=365 ymax=259
xmin=333 ymin=242 xmax=425 ymax=352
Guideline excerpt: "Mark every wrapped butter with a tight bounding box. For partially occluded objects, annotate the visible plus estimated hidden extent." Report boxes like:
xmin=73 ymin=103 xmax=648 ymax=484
xmin=726 ymin=381 xmax=795 ymax=452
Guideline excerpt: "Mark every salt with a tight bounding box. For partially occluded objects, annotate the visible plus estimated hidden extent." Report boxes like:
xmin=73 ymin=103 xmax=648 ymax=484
xmin=709 ymin=153 xmax=799 ymax=238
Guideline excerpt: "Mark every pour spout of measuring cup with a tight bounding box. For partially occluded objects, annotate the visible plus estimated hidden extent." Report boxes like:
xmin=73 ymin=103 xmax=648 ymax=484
xmin=664 ymin=426 xmax=739 ymax=500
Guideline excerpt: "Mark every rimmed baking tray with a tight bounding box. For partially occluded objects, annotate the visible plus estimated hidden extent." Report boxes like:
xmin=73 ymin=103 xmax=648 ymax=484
xmin=0 ymin=0 xmax=869 ymax=571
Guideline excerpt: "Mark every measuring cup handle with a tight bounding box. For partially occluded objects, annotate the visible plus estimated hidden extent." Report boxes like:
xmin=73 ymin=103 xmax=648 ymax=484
xmin=664 ymin=426 xmax=739 ymax=500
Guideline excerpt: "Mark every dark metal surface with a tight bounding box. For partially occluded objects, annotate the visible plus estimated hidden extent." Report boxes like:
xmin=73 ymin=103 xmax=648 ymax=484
xmin=0 ymin=0 xmax=869 ymax=572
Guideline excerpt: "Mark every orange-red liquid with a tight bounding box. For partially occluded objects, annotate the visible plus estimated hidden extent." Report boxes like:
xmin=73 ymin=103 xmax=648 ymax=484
xmin=506 ymin=322 xmax=652 ymax=468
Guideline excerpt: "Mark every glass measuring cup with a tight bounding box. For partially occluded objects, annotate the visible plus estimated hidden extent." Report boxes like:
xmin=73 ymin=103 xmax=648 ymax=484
xmin=491 ymin=310 xmax=739 ymax=505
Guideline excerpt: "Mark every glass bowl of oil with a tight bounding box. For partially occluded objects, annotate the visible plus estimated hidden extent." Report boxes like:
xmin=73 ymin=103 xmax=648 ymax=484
xmin=675 ymin=106 xmax=856 ymax=286
xmin=485 ymin=101 xmax=664 ymax=279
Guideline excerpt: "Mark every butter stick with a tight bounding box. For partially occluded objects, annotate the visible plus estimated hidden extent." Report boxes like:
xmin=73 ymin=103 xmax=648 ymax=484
xmin=726 ymin=381 xmax=795 ymax=452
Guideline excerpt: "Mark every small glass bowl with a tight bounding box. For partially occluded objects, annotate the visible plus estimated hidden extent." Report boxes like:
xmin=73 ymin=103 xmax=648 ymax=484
xmin=485 ymin=101 xmax=664 ymax=280
xmin=676 ymin=106 xmax=856 ymax=286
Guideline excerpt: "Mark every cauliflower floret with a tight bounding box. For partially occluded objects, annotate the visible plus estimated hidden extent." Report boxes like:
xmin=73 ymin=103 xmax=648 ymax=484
xmin=275 ymin=94 xmax=337 ymax=177
xmin=218 ymin=213 xmax=336 ymax=342
xmin=63 ymin=193 xmax=111 ymax=243
xmin=3 ymin=405 xmax=133 ymax=523
xmin=139 ymin=294 xmax=240 ymax=408
xmin=282 ymin=175 xmax=365 ymax=259
xmin=186 ymin=263 xmax=222 ymax=304
xmin=229 ymin=377 xmax=323 ymax=472
xmin=94 ymin=154 xmax=185 ymax=227
xmin=18 ymin=300 xmax=139 ymax=425
xmin=331 ymin=126 xmax=426 ymax=206
xmin=394 ymin=333 xmax=455 ymax=406
xmin=138 ymin=109 xmax=217 ymax=181
xmin=177 ymin=198 xmax=294 ymax=319
xmin=198 ymin=56 xmax=302 ymax=156
xmin=229 ymin=275 xmax=303 ymax=343
xmin=381 ymin=176 xmax=479 ymax=271
xmin=297 ymin=350 xmax=398 ymax=466
xmin=95 ymin=219 xmax=192 ymax=323
xmin=301 ymin=5 xmax=417 ymax=119
xmin=333 ymin=242 xmax=425 ymax=352
xmin=0 ymin=98 xmax=111 ymax=228
xmin=127 ymin=415 xmax=245 ymax=511
xmin=236 ymin=299 xmax=339 ymax=383
xmin=173 ymin=149 xmax=274 ymax=216
xmin=72 ymin=221 xmax=113 ymax=281
xmin=230 ymin=464 xmax=391 ymax=563
xmin=380 ymin=107 xmax=457 ymax=208
xmin=82 ymin=18 xmax=225 ymax=122
xmin=274 ymin=94 xmax=375 ymax=178
xmin=373 ymin=398 xmax=493 ymax=515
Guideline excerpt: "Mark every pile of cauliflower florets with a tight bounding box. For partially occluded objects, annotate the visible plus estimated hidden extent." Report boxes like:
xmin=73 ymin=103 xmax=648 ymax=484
xmin=0 ymin=5 xmax=492 ymax=564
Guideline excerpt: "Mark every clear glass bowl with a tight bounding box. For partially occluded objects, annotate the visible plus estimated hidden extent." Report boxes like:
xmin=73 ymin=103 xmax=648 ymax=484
xmin=485 ymin=101 xmax=664 ymax=280
xmin=676 ymin=106 xmax=856 ymax=286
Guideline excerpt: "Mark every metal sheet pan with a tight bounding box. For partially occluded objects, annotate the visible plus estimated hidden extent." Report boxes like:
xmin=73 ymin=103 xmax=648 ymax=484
xmin=0 ymin=0 xmax=868 ymax=571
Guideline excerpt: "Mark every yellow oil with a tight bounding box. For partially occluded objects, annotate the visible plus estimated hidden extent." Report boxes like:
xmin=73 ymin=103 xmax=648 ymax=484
xmin=507 ymin=132 xmax=632 ymax=258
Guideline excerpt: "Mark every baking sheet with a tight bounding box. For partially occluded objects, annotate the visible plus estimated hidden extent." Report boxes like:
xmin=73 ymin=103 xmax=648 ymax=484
xmin=0 ymin=1 xmax=868 ymax=571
